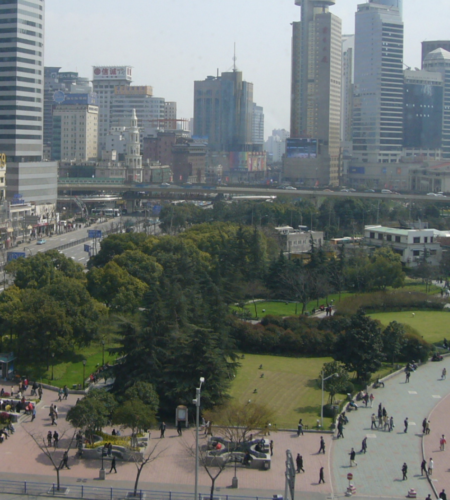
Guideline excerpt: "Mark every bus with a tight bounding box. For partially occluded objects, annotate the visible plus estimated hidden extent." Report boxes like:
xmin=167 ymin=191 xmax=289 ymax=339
xmin=91 ymin=208 xmax=120 ymax=217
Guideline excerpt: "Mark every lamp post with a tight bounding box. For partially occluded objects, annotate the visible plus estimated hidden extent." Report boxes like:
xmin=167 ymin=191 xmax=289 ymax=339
xmin=321 ymin=372 xmax=339 ymax=428
xmin=82 ymin=360 xmax=87 ymax=389
xmin=101 ymin=340 xmax=105 ymax=367
xmin=194 ymin=377 xmax=205 ymax=500
xmin=51 ymin=353 xmax=55 ymax=381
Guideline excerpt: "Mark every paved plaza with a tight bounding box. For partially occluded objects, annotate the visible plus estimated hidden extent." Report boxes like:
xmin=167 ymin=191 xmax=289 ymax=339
xmin=0 ymin=356 xmax=449 ymax=500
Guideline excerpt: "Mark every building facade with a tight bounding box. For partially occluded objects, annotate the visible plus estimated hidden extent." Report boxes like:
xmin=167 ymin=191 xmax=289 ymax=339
xmin=422 ymin=41 xmax=450 ymax=65
xmin=341 ymin=35 xmax=354 ymax=143
xmin=52 ymin=104 xmax=98 ymax=162
xmin=287 ymin=0 xmax=342 ymax=186
xmin=92 ymin=66 xmax=132 ymax=155
xmin=252 ymin=104 xmax=264 ymax=145
xmin=352 ymin=1 xmax=404 ymax=164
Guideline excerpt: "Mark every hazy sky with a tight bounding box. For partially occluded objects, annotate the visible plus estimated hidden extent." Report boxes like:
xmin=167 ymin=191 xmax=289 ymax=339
xmin=45 ymin=0 xmax=450 ymax=137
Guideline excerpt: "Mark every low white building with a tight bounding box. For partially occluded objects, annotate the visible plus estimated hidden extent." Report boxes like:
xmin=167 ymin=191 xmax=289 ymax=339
xmin=275 ymin=226 xmax=324 ymax=254
xmin=364 ymin=225 xmax=442 ymax=267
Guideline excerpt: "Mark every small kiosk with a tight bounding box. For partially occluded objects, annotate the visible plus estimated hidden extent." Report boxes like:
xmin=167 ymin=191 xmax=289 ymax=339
xmin=175 ymin=405 xmax=188 ymax=428
xmin=0 ymin=352 xmax=14 ymax=379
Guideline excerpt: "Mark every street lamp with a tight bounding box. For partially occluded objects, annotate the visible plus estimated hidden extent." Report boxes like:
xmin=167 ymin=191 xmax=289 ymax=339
xmin=51 ymin=353 xmax=55 ymax=381
xmin=194 ymin=376 xmax=205 ymax=500
xmin=101 ymin=340 xmax=105 ymax=367
xmin=321 ymin=372 xmax=339 ymax=428
xmin=82 ymin=360 xmax=87 ymax=389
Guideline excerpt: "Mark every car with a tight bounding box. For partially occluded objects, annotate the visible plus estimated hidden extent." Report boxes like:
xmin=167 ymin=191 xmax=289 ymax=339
xmin=348 ymin=188 xmax=356 ymax=192
xmin=381 ymin=189 xmax=392 ymax=194
xmin=36 ymin=238 xmax=46 ymax=245
xmin=284 ymin=186 xmax=297 ymax=190
xmin=160 ymin=183 xmax=171 ymax=187
xmin=323 ymin=189 xmax=334 ymax=192
xmin=436 ymin=193 xmax=447 ymax=197
xmin=427 ymin=192 xmax=438 ymax=196
xmin=364 ymin=189 xmax=375 ymax=193
xmin=340 ymin=189 xmax=349 ymax=192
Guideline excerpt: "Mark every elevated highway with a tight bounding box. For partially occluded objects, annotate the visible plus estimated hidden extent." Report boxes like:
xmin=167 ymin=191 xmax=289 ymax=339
xmin=57 ymin=180 xmax=450 ymax=203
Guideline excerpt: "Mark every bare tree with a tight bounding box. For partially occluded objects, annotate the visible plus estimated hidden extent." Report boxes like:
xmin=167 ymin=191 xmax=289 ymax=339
xmin=26 ymin=428 xmax=76 ymax=492
xmin=129 ymin=442 xmax=166 ymax=497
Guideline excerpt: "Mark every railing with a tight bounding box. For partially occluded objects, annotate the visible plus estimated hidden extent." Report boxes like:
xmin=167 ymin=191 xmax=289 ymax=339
xmin=0 ymin=479 xmax=274 ymax=500
xmin=60 ymin=178 xmax=125 ymax=185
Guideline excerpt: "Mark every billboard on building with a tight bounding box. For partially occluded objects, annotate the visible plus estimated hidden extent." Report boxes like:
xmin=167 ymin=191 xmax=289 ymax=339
xmin=93 ymin=66 xmax=132 ymax=81
xmin=53 ymin=92 xmax=98 ymax=106
xmin=349 ymin=166 xmax=365 ymax=174
xmin=228 ymin=152 xmax=267 ymax=172
xmin=286 ymin=138 xmax=318 ymax=158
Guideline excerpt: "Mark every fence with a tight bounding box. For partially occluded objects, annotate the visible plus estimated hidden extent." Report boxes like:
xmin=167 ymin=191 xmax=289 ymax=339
xmin=0 ymin=479 xmax=274 ymax=500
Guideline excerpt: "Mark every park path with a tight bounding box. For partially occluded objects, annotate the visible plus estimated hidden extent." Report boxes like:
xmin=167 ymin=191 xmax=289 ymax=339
xmin=331 ymin=358 xmax=450 ymax=499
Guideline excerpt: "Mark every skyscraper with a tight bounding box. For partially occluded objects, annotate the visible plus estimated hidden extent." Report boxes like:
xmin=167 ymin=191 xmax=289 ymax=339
xmin=287 ymin=0 xmax=342 ymax=186
xmin=422 ymin=41 xmax=450 ymax=66
xmin=352 ymin=1 xmax=404 ymax=164
xmin=341 ymin=35 xmax=354 ymax=143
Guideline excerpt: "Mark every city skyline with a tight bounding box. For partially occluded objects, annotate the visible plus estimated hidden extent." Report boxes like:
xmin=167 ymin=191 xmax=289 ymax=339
xmin=45 ymin=0 xmax=450 ymax=135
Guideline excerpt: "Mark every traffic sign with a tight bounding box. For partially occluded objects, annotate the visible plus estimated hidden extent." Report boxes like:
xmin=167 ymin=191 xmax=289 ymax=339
xmin=88 ymin=230 xmax=102 ymax=239
xmin=347 ymin=473 xmax=353 ymax=481
xmin=84 ymin=244 xmax=91 ymax=253
xmin=7 ymin=252 xmax=26 ymax=262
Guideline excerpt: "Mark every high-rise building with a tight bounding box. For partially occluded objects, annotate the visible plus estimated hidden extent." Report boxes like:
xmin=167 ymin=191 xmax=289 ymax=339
xmin=341 ymin=35 xmax=354 ymax=143
xmin=193 ymin=70 xmax=255 ymax=152
xmin=92 ymin=66 xmax=132 ymax=155
xmin=422 ymin=41 xmax=450 ymax=65
xmin=403 ymin=69 xmax=443 ymax=152
xmin=423 ymin=49 xmax=450 ymax=158
xmin=352 ymin=1 xmax=404 ymax=163
xmin=52 ymin=103 xmax=99 ymax=162
xmin=286 ymin=0 xmax=342 ymax=186
xmin=252 ymin=104 xmax=264 ymax=145
xmin=1 ymin=0 xmax=58 ymax=204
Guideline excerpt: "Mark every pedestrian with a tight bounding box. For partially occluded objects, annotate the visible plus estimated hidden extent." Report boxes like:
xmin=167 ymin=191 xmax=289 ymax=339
xmin=296 ymin=453 xmax=304 ymax=473
xmin=270 ymin=440 xmax=274 ymax=456
xmin=422 ymin=418 xmax=427 ymax=434
xmin=369 ymin=393 xmax=375 ymax=408
xmin=318 ymin=436 xmax=325 ymax=454
xmin=389 ymin=416 xmax=394 ymax=432
xmin=371 ymin=414 xmax=377 ymax=430
xmin=402 ymin=462 xmax=408 ymax=480
xmin=319 ymin=466 xmax=325 ymax=484
xmin=442 ymin=368 xmax=447 ymax=380
xmin=360 ymin=437 xmax=367 ymax=454
xmin=425 ymin=421 xmax=431 ymax=435
xmin=57 ymin=388 xmax=63 ymax=402
xmin=61 ymin=451 xmax=70 ymax=470
xmin=382 ymin=407 xmax=387 ymax=417
xmin=349 ymin=448 xmax=357 ymax=467
xmin=53 ymin=430 xmax=59 ymax=448
xmin=421 ymin=459 xmax=427 ymax=476
xmin=406 ymin=371 xmax=411 ymax=383
xmin=38 ymin=385 xmax=43 ymax=400
xmin=31 ymin=407 xmax=36 ymax=422
xmin=47 ymin=431 xmax=52 ymax=447
xmin=297 ymin=419 xmax=304 ymax=436
xmin=159 ymin=421 xmax=166 ymax=438
xmin=404 ymin=417 xmax=408 ymax=433
xmin=429 ymin=458 xmax=434 ymax=476
xmin=441 ymin=435 xmax=447 ymax=451
xmin=177 ymin=420 xmax=182 ymax=436
xmin=383 ymin=415 xmax=389 ymax=431
xmin=337 ymin=421 xmax=344 ymax=439
xmin=109 ymin=456 xmax=117 ymax=473
xmin=440 ymin=490 xmax=447 ymax=500
xmin=63 ymin=385 xmax=68 ymax=400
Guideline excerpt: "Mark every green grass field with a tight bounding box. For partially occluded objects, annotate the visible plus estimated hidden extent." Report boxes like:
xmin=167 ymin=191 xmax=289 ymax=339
xmin=370 ymin=310 xmax=450 ymax=345
xmin=229 ymin=354 xmax=394 ymax=429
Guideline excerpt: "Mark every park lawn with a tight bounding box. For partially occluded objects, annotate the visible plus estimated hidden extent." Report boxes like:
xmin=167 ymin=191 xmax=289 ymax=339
xmin=370 ymin=310 xmax=450 ymax=345
xmin=17 ymin=342 xmax=118 ymax=389
xmin=393 ymin=279 xmax=441 ymax=295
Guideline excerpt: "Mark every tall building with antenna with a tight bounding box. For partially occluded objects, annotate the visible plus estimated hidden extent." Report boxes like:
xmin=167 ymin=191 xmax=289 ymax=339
xmin=286 ymin=0 xmax=342 ymax=186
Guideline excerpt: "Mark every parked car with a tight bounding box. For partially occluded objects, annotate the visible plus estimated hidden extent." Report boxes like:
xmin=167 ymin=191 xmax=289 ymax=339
xmin=427 ymin=192 xmax=438 ymax=196
xmin=364 ymin=189 xmax=375 ymax=193
xmin=36 ymin=238 xmax=46 ymax=245
xmin=381 ymin=189 xmax=392 ymax=194
xmin=284 ymin=186 xmax=297 ymax=190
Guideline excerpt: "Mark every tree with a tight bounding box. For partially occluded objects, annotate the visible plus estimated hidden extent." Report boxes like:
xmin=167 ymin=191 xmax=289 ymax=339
xmin=112 ymin=399 xmax=157 ymax=442
xmin=382 ymin=321 xmax=406 ymax=366
xmin=124 ymin=382 xmax=159 ymax=413
xmin=319 ymin=361 xmax=350 ymax=404
xmin=368 ymin=247 xmax=405 ymax=290
xmin=26 ymin=428 xmax=76 ymax=492
xmin=334 ymin=310 xmax=384 ymax=381
xmin=130 ymin=443 xmax=165 ymax=497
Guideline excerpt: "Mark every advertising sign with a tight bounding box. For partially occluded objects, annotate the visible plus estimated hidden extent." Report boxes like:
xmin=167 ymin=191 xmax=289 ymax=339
xmin=7 ymin=252 xmax=26 ymax=262
xmin=84 ymin=244 xmax=91 ymax=253
xmin=286 ymin=138 xmax=318 ymax=158
xmin=93 ymin=66 xmax=132 ymax=81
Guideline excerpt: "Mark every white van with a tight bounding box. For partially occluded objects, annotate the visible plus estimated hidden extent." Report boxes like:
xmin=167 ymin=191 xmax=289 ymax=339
xmin=381 ymin=189 xmax=392 ymax=194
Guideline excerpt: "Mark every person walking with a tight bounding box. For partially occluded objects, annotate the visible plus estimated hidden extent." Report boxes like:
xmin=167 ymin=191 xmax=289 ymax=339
xmin=109 ymin=456 xmax=117 ymax=474
xmin=63 ymin=385 xmax=69 ymax=400
xmin=360 ymin=437 xmax=368 ymax=454
xmin=337 ymin=421 xmax=344 ymax=439
xmin=296 ymin=453 xmax=305 ymax=473
xmin=369 ymin=393 xmax=375 ymax=407
xmin=429 ymin=458 xmax=434 ymax=476
xmin=440 ymin=490 xmax=447 ymax=500
xmin=319 ymin=467 xmax=325 ymax=484
xmin=421 ymin=459 xmax=427 ymax=476
xmin=442 ymin=368 xmax=447 ymax=380
xmin=297 ymin=419 xmax=304 ymax=436
xmin=159 ymin=421 xmax=166 ymax=438
xmin=318 ymin=436 xmax=325 ymax=454
xmin=349 ymin=448 xmax=357 ymax=467
xmin=440 ymin=435 xmax=447 ymax=451
xmin=31 ymin=407 xmax=36 ymax=422
xmin=53 ymin=431 xmax=59 ymax=448
xmin=402 ymin=462 xmax=408 ymax=480
xmin=383 ymin=415 xmax=389 ymax=431
xmin=422 ymin=418 xmax=427 ymax=434
xmin=406 ymin=371 xmax=411 ymax=383
xmin=57 ymin=388 xmax=63 ymax=402
xmin=270 ymin=440 xmax=274 ymax=456
xmin=47 ymin=431 xmax=52 ymax=447
xmin=425 ymin=421 xmax=431 ymax=435
xmin=371 ymin=414 xmax=377 ymax=430
xmin=177 ymin=420 xmax=182 ymax=436
xmin=389 ymin=416 xmax=394 ymax=432
xmin=404 ymin=417 xmax=409 ymax=433
xmin=61 ymin=451 xmax=70 ymax=470
xmin=38 ymin=385 xmax=43 ymax=400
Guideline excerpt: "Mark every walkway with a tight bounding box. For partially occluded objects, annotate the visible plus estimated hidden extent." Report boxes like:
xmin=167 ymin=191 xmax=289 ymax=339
xmin=331 ymin=358 xmax=450 ymax=499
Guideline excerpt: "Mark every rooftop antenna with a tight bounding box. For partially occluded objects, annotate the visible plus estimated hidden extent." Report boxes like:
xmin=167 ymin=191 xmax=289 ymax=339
xmin=233 ymin=42 xmax=237 ymax=72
